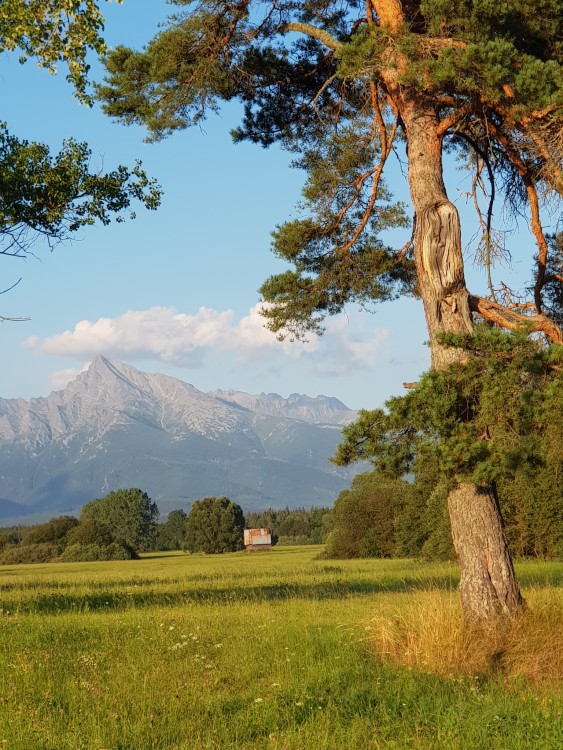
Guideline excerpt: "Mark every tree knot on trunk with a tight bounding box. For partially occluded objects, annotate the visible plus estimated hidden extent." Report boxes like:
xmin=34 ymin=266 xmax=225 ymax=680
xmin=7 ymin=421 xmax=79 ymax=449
xmin=419 ymin=200 xmax=466 ymax=300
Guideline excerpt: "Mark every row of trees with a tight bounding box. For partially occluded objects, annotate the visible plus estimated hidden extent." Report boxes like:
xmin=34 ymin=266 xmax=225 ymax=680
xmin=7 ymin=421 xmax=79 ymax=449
xmin=1 ymin=494 xmax=255 ymax=562
xmin=0 ymin=489 xmax=158 ymax=564
xmin=244 ymin=507 xmax=333 ymax=546
xmin=3 ymin=458 xmax=561 ymax=564
xmin=325 ymin=459 xmax=563 ymax=562
xmin=156 ymin=500 xmax=334 ymax=552
xmin=0 ymin=498 xmax=333 ymax=561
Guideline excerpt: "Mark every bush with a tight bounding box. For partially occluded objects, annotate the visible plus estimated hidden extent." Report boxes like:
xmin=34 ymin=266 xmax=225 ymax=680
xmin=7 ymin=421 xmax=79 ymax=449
xmin=22 ymin=516 xmax=79 ymax=545
xmin=58 ymin=543 xmax=136 ymax=562
xmin=66 ymin=518 xmax=114 ymax=547
xmin=0 ymin=529 xmax=24 ymax=551
xmin=1 ymin=543 xmax=60 ymax=565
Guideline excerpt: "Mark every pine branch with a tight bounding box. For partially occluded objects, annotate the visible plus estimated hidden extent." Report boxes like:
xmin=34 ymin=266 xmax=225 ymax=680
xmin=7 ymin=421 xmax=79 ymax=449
xmin=468 ymin=294 xmax=563 ymax=344
xmin=284 ymin=23 xmax=342 ymax=51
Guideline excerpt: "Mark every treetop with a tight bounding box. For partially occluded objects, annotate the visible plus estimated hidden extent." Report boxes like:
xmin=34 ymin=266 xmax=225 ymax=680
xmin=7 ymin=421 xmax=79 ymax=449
xmin=96 ymin=0 xmax=562 ymax=343
xmin=0 ymin=0 xmax=122 ymax=104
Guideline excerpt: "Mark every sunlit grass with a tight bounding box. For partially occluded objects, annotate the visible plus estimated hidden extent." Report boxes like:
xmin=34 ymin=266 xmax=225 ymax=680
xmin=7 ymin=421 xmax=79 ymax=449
xmin=0 ymin=548 xmax=561 ymax=749
xmin=368 ymin=586 xmax=563 ymax=685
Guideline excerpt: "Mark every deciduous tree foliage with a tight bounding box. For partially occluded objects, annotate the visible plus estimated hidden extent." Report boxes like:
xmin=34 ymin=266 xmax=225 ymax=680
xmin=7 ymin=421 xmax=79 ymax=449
xmin=0 ymin=126 xmax=160 ymax=258
xmin=21 ymin=514 xmax=78 ymax=546
xmin=0 ymin=0 xmax=108 ymax=102
xmin=155 ymin=509 xmax=188 ymax=551
xmin=80 ymin=488 xmax=159 ymax=553
xmin=185 ymin=496 xmax=245 ymax=554
xmin=0 ymin=1 xmax=160 ymax=319
xmin=98 ymin=0 xmax=562 ymax=620
xmin=66 ymin=517 xmax=114 ymax=548
xmin=0 ymin=510 xmax=143 ymax=564
xmin=323 ymin=471 xmax=410 ymax=559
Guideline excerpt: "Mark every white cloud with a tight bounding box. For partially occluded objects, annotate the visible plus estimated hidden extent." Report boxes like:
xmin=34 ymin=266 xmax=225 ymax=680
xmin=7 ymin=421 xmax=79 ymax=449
xmin=50 ymin=363 xmax=91 ymax=390
xmin=310 ymin=317 xmax=390 ymax=376
xmin=25 ymin=304 xmax=389 ymax=377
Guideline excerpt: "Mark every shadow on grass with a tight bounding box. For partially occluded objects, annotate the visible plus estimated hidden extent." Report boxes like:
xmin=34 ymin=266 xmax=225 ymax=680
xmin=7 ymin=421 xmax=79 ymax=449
xmin=0 ymin=576 xmax=185 ymax=593
xmin=11 ymin=573 xmax=463 ymax=614
xmin=5 ymin=562 xmax=561 ymax=615
xmin=514 ymin=568 xmax=563 ymax=588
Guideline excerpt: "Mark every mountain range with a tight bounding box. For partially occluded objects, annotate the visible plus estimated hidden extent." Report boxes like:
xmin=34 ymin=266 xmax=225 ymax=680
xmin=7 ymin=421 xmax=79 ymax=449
xmin=0 ymin=356 xmax=361 ymax=523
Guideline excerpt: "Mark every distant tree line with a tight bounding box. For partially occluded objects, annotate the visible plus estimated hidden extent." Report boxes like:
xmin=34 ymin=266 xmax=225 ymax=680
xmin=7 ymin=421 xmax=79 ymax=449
xmin=0 ymin=494 xmax=335 ymax=563
xmin=244 ymin=507 xmax=333 ymax=546
xmin=0 ymin=494 xmax=249 ymax=562
xmin=2 ymin=466 xmax=560 ymax=564
xmin=322 ymin=462 xmax=562 ymax=561
xmin=0 ymin=489 xmax=158 ymax=564
xmin=155 ymin=501 xmax=333 ymax=551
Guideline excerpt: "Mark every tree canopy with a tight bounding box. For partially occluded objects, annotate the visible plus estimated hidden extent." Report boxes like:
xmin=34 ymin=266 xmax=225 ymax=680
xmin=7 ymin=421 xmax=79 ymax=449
xmin=185 ymin=496 xmax=245 ymax=554
xmin=155 ymin=509 xmax=189 ymax=551
xmin=334 ymin=328 xmax=563 ymax=488
xmin=1 ymin=0 xmax=109 ymax=103
xmin=1 ymin=0 xmax=161 ymax=318
xmin=80 ymin=488 xmax=159 ymax=553
xmin=0 ymin=125 xmax=160 ymax=260
xmin=323 ymin=471 xmax=410 ymax=559
xmin=98 ymin=0 xmax=562 ymax=342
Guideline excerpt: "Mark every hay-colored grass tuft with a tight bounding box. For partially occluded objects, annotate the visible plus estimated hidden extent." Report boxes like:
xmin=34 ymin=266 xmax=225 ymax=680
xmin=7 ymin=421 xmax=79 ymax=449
xmin=369 ymin=587 xmax=563 ymax=686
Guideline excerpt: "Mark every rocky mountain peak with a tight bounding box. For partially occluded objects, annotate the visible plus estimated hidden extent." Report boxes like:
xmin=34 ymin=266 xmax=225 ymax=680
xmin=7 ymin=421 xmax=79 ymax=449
xmin=1 ymin=357 xmax=356 ymax=448
xmin=0 ymin=357 xmax=361 ymax=522
xmin=211 ymin=388 xmax=356 ymax=425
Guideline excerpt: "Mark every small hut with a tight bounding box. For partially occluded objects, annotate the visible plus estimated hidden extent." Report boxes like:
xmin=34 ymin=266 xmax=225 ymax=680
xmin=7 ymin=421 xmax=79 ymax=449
xmin=244 ymin=528 xmax=272 ymax=552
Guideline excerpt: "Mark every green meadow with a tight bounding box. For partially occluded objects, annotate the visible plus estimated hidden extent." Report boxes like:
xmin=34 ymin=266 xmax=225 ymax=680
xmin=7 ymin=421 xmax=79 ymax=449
xmin=0 ymin=548 xmax=561 ymax=750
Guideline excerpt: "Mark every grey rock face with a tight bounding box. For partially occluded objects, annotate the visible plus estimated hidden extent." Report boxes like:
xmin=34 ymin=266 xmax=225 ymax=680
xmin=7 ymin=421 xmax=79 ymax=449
xmin=0 ymin=357 xmax=359 ymax=522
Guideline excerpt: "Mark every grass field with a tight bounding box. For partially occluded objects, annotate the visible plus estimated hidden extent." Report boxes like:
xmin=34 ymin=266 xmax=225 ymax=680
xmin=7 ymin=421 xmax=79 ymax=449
xmin=0 ymin=547 xmax=561 ymax=749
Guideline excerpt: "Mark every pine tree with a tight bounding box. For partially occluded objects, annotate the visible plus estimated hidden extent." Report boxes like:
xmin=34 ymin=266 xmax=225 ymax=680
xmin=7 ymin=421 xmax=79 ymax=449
xmin=98 ymin=0 xmax=562 ymax=620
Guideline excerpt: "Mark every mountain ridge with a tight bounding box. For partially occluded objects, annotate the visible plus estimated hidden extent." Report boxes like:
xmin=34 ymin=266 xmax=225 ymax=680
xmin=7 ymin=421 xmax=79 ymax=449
xmin=0 ymin=357 xmax=361 ymax=523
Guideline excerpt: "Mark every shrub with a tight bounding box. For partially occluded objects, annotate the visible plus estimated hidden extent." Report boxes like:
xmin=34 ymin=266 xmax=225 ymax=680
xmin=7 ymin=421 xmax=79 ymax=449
xmin=22 ymin=516 xmax=79 ymax=545
xmin=1 ymin=543 xmax=60 ymax=565
xmin=58 ymin=543 xmax=136 ymax=562
xmin=66 ymin=518 xmax=114 ymax=547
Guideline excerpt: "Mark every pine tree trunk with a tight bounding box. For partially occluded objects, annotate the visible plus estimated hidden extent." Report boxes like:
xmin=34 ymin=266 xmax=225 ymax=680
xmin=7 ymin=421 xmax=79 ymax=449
xmin=448 ymin=484 xmax=523 ymax=618
xmin=403 ymin=106 xmax=524 ymax=620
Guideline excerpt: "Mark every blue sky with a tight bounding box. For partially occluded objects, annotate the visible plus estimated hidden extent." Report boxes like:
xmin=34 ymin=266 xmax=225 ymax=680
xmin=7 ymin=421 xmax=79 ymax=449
xmin=1 ymin=1 xmax=537 ymax=408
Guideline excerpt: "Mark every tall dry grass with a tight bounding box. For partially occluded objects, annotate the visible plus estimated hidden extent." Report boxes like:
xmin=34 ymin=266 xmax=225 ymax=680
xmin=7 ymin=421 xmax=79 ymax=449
xmin=369 ymin=587 xmax=563 ymax=687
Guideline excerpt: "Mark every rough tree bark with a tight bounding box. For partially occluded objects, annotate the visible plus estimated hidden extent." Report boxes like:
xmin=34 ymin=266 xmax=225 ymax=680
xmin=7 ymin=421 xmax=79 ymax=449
xmin=449 ymin=484 xmax=523 ymax=618
xmin=402 ymin=104 xmax=524 ymax=620
xmin=367 ymin=0 xmax=524 ymax=621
